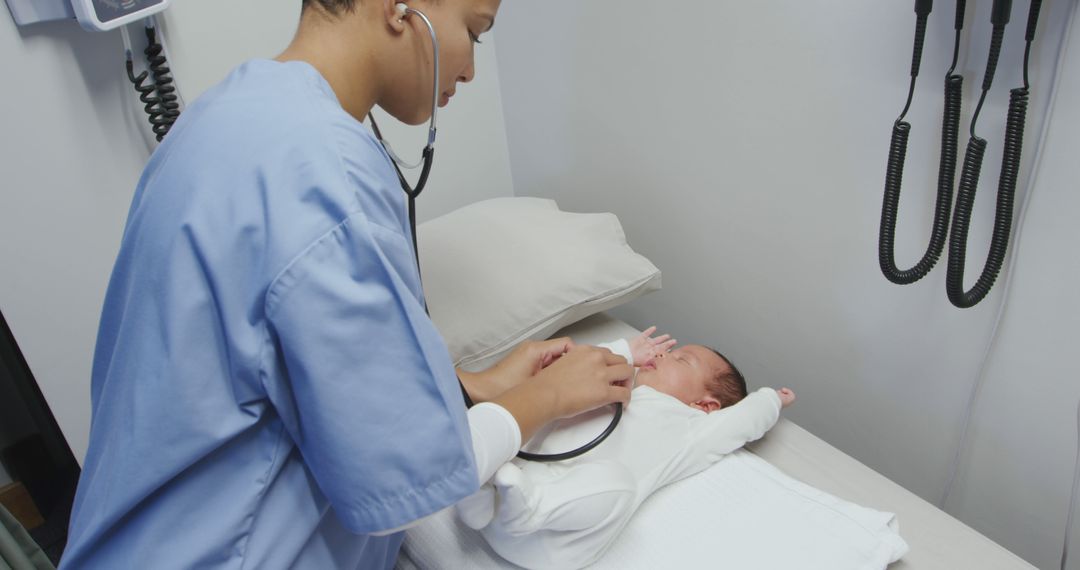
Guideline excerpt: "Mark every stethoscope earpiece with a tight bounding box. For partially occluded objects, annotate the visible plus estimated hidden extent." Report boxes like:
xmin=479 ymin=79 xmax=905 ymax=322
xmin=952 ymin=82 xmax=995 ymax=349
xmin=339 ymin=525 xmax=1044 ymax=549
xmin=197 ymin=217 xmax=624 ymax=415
xmin=368 ymin=1 xmax=439 ymax=193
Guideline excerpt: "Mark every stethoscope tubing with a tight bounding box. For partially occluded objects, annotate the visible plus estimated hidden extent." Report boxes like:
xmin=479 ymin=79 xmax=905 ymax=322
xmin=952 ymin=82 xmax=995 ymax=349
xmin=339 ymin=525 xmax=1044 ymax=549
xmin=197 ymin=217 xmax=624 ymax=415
xmin=378 ymin=6 xmax=622 ymax=462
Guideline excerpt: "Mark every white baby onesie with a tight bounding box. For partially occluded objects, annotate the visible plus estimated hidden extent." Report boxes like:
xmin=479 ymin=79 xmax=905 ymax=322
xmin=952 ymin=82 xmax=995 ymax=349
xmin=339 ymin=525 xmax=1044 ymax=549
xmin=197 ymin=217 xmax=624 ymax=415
xmin=457 ymin=339 xmax=782 ymax=569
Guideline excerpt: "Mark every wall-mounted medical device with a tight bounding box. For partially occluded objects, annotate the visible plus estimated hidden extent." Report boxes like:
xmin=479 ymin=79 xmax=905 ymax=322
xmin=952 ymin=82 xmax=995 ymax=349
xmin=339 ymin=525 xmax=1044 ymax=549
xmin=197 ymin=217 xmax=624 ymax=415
xmin=6 ymin=0 xmax=181 ymax=142
xmin=5 ymin=0 xmax=170 ymax=32
xmin=878 ymin=0 xmax=1043 ymax=309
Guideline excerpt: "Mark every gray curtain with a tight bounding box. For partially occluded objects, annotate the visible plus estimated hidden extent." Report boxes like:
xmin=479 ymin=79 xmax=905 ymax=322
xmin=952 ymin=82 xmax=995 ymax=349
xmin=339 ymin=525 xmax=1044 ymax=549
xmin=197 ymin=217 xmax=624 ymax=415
xmin=0 ymin=505 xmax=53 ymax=570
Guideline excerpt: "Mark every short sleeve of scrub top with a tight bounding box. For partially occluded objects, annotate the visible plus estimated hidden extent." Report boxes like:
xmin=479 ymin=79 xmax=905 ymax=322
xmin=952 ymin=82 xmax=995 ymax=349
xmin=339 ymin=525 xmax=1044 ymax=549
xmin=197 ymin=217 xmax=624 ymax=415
xmin=263 ymin=196 xmax=478 ymax=533
xmin=60 ymin=60 xmax=478 ymax=570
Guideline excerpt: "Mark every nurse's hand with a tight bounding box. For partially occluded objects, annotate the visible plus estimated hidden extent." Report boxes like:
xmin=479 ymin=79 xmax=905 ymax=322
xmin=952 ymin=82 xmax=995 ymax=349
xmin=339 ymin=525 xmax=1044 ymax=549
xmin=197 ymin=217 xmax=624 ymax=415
xmin=492 ymin=345 xmax=634 ymax=443
xmin=457 ymin=337 xmax=575 ymax=403
xmin=536 ymin=346 xmax=634 ymax=418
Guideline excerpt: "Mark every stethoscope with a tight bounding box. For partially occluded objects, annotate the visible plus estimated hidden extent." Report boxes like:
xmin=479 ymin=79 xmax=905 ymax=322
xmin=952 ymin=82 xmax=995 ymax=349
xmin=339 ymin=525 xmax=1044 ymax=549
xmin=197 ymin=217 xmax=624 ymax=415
xmin=368 ymin=3 xmax=439 ymax=261
xmin=370 ymin=3 xmax=621 ymax=463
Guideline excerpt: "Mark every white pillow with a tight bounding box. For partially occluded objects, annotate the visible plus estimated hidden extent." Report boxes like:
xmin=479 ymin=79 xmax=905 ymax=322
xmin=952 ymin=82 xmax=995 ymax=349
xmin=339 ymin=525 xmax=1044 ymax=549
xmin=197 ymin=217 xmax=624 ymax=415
xmin=417 ymin=197 xmax=661 ymax=371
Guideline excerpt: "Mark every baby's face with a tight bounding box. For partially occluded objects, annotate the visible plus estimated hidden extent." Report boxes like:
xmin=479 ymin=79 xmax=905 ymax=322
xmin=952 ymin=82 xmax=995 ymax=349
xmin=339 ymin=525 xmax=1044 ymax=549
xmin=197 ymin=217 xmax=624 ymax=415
xmin=635 ymin=344 xmax=727 ymax=411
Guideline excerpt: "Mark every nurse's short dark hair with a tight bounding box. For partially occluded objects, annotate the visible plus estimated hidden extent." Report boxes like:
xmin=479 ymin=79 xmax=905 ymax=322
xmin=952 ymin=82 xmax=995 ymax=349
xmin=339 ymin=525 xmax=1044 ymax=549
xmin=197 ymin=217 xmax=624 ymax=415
xmin=302 ymin=0 xmax=358 ymax=16
xmin=707 ymin=349 xmax=748 ymax=409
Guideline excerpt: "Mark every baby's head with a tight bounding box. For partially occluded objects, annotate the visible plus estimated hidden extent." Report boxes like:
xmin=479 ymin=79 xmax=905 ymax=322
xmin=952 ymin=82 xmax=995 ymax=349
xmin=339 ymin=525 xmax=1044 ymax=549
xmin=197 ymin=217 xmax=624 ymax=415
xmin=636 ymin=345 xmax=747 ymax=413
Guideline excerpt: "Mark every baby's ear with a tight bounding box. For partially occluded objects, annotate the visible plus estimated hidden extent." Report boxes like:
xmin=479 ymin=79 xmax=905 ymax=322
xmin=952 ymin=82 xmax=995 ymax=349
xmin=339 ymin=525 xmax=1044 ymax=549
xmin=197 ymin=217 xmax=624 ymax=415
xmin=692 ymin=398 xmax=722 ymax=413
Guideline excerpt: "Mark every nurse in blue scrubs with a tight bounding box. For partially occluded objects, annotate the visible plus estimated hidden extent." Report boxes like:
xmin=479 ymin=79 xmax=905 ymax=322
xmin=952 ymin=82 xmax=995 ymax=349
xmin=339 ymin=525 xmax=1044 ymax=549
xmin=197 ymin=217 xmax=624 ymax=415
xmin=59 ymin=1 xmax=634 ymax=568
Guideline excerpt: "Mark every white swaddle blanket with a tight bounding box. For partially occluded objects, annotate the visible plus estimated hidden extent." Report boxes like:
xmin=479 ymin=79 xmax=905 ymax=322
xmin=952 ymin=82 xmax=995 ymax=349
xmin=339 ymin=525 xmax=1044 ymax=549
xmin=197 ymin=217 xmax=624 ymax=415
xmin=399 ymin=446 xmax=909 ymax=569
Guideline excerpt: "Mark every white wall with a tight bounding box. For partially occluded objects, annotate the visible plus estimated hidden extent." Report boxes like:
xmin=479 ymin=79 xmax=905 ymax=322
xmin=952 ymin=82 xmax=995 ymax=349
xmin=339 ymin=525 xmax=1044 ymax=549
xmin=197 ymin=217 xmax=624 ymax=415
xmin=494 ymin=1 xmax=1077 ymax=568
xmin=1 ymin=14 xmax=150 ymax=464
xmin=0 ymin=0 xmax=514 ymax=462
xmin=945 ymin=6 xmax=1080 ymax=564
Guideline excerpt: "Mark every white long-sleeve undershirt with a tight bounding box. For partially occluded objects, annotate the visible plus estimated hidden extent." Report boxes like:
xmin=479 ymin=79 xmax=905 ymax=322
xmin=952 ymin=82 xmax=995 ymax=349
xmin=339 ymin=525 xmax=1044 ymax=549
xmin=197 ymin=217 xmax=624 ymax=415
xmin=372 ymin=402 xmax=520 ymax=536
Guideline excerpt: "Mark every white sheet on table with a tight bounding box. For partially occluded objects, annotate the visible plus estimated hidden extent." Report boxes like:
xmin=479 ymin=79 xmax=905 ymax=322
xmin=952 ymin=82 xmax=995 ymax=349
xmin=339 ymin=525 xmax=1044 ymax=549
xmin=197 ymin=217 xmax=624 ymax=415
xmin=400 ymin=447 xmax=909 ymax=569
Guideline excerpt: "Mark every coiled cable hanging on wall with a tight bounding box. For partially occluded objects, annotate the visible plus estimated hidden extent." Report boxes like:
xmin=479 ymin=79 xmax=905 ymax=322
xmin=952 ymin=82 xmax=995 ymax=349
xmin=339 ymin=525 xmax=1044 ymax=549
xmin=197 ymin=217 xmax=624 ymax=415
xmin=125 ymin=57 xmax=163 ymax=134
xmin=122 ymin=20 xmax=181 ymax=142
xmin=879 ymin=0 xmax=966 ymax=285
xmin=945 ymin=0 xmax=1042 ymax=308
xmin=143 ymin=24 xmax=180 ymax=141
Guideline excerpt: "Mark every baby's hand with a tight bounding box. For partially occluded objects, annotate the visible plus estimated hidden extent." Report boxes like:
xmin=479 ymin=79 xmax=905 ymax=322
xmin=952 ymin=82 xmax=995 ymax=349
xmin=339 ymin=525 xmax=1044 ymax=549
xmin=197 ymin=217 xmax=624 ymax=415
xmin=628 ymin=326 xmax=676 ymax=368
xmin=776 ymin=388 xmax=795 ymax=408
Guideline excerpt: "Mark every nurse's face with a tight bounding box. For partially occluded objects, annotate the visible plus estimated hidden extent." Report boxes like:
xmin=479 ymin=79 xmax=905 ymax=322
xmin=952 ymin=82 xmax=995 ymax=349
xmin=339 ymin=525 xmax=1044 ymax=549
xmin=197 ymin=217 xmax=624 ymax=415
xmin=382 ymin=0 xmax=501 ymax=125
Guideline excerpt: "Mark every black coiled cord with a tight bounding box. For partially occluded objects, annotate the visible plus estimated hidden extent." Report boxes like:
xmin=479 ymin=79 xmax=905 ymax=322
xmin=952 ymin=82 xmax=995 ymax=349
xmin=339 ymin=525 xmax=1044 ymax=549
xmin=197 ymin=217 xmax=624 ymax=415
xmin=946 ymin=0 xmax=1041 ymax=308
xmin=125 ymin=57 xmax=162 ymax=132
xmin=879 ymin=0 xmax=965 ymax=285
xmin=880 ymin=77 xmax=964 ymax=284
xmin=946 ymin=87 xmax=1027 ymax=308
xmin=881 ymin=0 xmax=1043 ymax=308
xmin=125 ymin=25 xmax=180 ymax=142
xmin=144 ymin=26 xmax=180 ymax=141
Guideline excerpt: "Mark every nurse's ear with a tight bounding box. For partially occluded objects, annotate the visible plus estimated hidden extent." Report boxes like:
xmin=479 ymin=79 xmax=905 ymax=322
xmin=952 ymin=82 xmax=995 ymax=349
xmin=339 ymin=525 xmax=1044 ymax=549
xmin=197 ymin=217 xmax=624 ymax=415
xmin=385 ymin=0 xmax=409 ymax=33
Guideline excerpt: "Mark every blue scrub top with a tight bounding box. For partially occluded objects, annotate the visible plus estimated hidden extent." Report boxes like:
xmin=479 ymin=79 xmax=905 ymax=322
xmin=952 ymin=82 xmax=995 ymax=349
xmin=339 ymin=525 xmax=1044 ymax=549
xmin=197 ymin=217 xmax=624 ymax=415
xmin=61 ymin=60 xmax=478 ymax=569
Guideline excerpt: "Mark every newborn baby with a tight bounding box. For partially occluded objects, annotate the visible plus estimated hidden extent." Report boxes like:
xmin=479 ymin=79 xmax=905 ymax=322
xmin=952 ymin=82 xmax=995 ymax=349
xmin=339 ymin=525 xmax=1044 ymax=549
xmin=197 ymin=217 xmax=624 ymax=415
xmin=456 ymin=328 xmax=795 ymax=569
